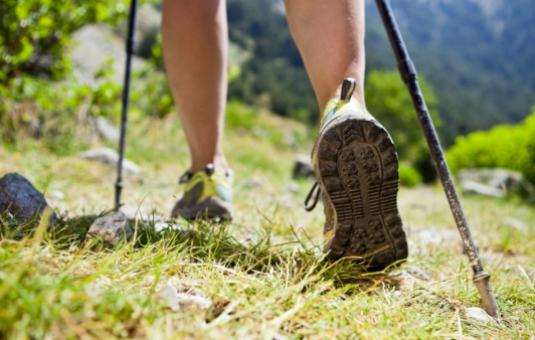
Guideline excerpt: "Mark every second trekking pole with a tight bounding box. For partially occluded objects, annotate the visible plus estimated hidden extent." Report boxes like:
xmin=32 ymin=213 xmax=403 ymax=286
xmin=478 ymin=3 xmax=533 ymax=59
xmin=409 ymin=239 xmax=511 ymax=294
xmin=374 ymin=0 xmax=500 ymax=317
xmin=115 ymin=0 xmax=139 ymax=211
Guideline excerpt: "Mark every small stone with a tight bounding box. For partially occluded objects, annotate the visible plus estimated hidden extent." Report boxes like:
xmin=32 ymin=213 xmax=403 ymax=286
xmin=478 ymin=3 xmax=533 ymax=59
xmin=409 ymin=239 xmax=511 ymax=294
xmin=458 ymin=168 xmax=534 ymax=198
xmin=86 ymin=211 xmax=133 ymax=246
xmin=503 ymin=217 xmax=528 ymax=233
xmin=241 ymin=177 xmax=264 ymax=189
xmin=154 ymin=221 xmax=183 ymax=233
xmin=287 ymin=182 xmax=299 ymax=193
xmin=48 ymin=190 xmax=65 ymax=200
xmin=284 ymin=130 xmax=297 ymax=148
xmin=460 ymin=180 xmax=505 ymax=198
xmin=78 ymin=147 xmax=141 ymax=175
xmin=464 ymin=307 xmax=494 ymax=323
xmin=93 ymin=116 xmax=119 ymax=143
xmin=415 ymin=228 xmax=458 ymax=245
xmin=158 ymin=279 xmax=212 ymax=312
xmin=405 ymin=265 xmax=431 ymax=281
xmin=0 ymin=173 xmax=57 ymax=225
xmin=292 ymin=154 xmax=314 ymax=179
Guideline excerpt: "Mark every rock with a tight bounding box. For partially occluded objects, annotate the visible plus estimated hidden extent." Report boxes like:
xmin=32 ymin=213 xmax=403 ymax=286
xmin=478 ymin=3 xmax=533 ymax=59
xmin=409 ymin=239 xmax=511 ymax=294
xmin=86 ymin=211 xmax=133 ymax=246
xmin=241 ymin=177 xmax=264 ymax=189
xmin=284 ymin=130 xmax=297 ymax=148
xmin=287 ymin=182 xmax=299 ymax=194
xmin=158 ymin=278 xmax=212 ymax=312
xmin=0 ymin=173 xmax=56 ymax=225
xmin=405 ymin=265 xmax=431 ymax=281
xmin=48 ymin=190 xmax=65 ymax=200
xmin=93 ymin=116 xmax=119 ymax=143
xmin=459 ymin=168 xmax=534 ymax=198
xmin=414 ymin=228 xmax=458 ymax=245
xmin=460 ymin=180 xmax=505 ymax=198
xmin=464 ymin=307 xmax=494 ymax=323
xmin=69 ymin=24 xmax=146 ymax=85
xmin=292 ymin=154 xmax=314 ymax=179
xmin=78 ymin=147 xmax=141 ymax=175
xmin=502 ymin=217 xmax=528 ymax=233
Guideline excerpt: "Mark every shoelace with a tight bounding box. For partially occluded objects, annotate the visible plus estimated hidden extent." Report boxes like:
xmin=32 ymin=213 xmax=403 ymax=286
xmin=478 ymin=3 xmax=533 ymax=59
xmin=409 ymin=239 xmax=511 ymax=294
xmin=304 ymin=182 xmax=321 ymax=212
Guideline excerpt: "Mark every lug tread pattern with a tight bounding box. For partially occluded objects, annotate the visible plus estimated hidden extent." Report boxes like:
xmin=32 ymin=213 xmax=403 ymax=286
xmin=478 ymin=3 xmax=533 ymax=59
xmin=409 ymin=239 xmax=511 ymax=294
xmin=318 ymin=116 xmax=408 ymax=270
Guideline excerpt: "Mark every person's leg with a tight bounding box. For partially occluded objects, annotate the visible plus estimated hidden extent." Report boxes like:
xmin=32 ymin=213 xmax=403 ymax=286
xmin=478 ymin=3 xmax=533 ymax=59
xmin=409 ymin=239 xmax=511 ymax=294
xmin=285 ymin=0 xmax=365 ymax=110
xmin=162 ymin=0 xmax=228 ymax=172
xmin=286 ymin=0 xmax=408 ymax=269
xmin=163 ymin=0 xmax=233 ymax=220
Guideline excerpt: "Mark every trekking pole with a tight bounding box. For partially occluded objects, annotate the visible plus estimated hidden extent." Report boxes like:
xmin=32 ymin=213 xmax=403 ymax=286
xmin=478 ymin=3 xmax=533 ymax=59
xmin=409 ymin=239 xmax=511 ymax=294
xmin=374 ymin=0 xmax=499 ymax=317
xmin=114 ymin=0 xmax=139 ymax=211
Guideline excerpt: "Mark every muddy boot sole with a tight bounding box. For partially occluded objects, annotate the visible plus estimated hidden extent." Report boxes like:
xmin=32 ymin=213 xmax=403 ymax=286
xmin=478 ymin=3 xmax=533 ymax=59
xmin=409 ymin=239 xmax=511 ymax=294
xmin=317 ymin=115 xmax=408 ymax=270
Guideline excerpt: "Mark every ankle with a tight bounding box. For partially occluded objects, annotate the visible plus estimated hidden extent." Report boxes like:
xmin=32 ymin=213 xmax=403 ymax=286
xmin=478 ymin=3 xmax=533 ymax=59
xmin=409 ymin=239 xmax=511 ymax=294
xmin=322 ymin=85 xmax=364 ymax=118
xmin=190 ymin=154 xmax=229 ymax=173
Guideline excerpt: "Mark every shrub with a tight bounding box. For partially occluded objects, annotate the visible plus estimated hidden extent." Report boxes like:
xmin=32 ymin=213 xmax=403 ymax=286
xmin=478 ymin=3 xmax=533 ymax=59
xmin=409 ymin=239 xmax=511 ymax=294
xmin=0 ymin=60 xmax=176 ymax=153
xmin=447 ymin=107 xmax=535 ymax=183
xmin=365 ymin=70 xmax=440 ymax=163
xmin=399 ymin=163 xmax=422 ymax=187
xmin=0 ymin=71 xmax=121 ymax=154
xmin=0 ymin=0 xmax=127 ymax=83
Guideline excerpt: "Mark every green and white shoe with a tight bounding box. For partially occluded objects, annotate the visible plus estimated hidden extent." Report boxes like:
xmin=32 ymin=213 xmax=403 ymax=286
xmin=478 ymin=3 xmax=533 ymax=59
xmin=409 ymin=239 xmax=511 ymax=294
xmin=306 ymin=78 xmax=408 ymax=270
xmin=171 ymin=164 xmax=233 ymax=221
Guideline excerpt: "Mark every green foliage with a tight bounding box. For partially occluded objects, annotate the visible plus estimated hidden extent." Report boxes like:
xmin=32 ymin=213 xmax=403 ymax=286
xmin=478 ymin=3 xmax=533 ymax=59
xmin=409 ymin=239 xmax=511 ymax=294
xmin=225 ymin=100 xmax=309 ymax=150
xmin=0 ymin=0 xmax=128 ymax=82
xmin=0 ymin=60 xmax=174 ymax=153
xmin=365 ymin=0 xmax=535 ymax=143
xmin=130 ymin=66 xmax=174 ymax=119
xmin=398 ymin=163 xmax=422 ymax=188
xmin=365 ymin=70 xmax=439 ymax=162
xmin=227 ymin=0 xmax=317 ymax=124
xmin=447 ymin=107 xmax=535 ymax=183
xmin=0 ymin=71 xmax=121 ymax=154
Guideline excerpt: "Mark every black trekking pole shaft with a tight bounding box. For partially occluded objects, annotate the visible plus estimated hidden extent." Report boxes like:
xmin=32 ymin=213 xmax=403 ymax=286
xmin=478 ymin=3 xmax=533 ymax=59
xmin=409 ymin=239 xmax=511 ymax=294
xmin=114 ymin=0 xmax=138 ymax=211
xmin=374 ymin=0 xmax=499 ymax=317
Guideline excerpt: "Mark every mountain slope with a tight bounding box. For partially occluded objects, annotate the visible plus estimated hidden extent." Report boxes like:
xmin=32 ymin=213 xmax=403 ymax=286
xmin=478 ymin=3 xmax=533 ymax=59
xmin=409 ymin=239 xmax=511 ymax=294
xmin=366 ymin=0 xmax=535 ymax=141
xmin=227 ymin=0 xmax=535 ymax=143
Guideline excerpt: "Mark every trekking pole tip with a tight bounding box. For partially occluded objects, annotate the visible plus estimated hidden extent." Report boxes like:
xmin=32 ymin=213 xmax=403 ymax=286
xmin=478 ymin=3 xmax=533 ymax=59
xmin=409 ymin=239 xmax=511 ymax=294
xmin=473 ymin=272 xmax=500 ymax=318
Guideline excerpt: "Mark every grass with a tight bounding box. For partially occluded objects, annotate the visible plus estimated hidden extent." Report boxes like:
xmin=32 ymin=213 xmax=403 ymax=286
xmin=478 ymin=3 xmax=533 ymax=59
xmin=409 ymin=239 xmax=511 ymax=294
xmin=0 ymin=107 xmax=534 ymax=339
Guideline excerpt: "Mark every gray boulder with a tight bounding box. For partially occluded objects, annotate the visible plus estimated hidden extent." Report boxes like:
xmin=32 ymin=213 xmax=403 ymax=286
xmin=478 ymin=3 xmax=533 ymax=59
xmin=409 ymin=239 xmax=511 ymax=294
xmin=78 ymin=147 xmax=141 ymax=175
xmin=86 ymin=211 xmax=133 ymax=247
xmin=69 ymin=24 xmax=146 ymax=85
xmin=292 ymin=154 xmax=315 ymax=179
xmin=458 ymin=168 xmax=534 ymax=198
xmin=0 ymin=173 xmax=56 ymax=225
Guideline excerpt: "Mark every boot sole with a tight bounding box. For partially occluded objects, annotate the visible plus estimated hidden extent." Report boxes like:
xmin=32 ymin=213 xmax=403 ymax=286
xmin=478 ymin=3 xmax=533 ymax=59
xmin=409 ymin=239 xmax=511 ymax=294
xmin=317 ymin=115 xmax=408 ymax=270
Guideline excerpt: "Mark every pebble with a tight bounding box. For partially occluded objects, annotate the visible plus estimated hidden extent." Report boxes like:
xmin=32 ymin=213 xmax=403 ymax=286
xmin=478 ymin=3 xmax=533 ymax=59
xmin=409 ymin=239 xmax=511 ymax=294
xmin=86 ymin=211 xmax=133 ymax=246
xmin=464 ymin=307 xmax=494 ymax=323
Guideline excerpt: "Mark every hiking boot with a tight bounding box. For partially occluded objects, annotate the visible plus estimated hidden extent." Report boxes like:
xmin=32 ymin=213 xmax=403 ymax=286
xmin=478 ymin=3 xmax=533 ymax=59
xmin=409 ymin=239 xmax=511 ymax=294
xmin=171 ymin=164 xmax=233 ymax=221
xmin=306 ymin=78 xmax=408 ymax=270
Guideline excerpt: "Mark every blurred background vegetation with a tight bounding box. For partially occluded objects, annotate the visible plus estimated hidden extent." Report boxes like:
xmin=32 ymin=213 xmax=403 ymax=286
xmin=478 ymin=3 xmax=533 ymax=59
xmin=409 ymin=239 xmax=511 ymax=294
xmin=1 ymin=0 xmax=534 ymax=186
